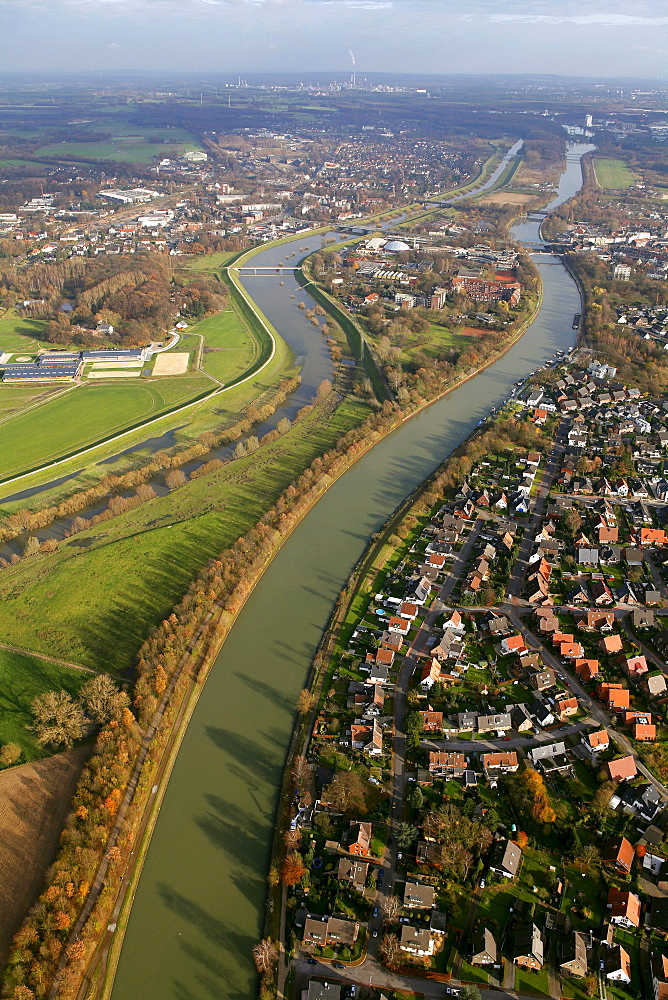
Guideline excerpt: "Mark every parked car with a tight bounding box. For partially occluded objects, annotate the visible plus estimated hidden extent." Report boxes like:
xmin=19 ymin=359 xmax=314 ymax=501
xmin=372 ymin=929 xmax=378 ymax=938
xmin=373 ymin=907 xmax=379 ymax=918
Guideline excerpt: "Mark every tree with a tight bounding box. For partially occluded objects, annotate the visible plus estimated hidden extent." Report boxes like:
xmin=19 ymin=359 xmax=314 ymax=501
xmin=0 ymin=742 xmax=21 ymax=767
xmin=382 ymin=895 xmax=402 ymax=920
xmin=584 ymin=975 xmax=598 ymax=998
xmin=378 ymin=932 xmax=400 ymax=967
xmin=296 ymin=689 xmax=315 ymax=715
xmin=252 ymin=938 xmax=278 ymax=975
xmin=460 ymin=988 xmax=482 ymax=1000
xmin=404 ymin=710 xmax=424 ymax=751
xmin=408 ymin=784 xmax=424 ymax=810
xmin=79 ymin=673 xmax=129 ymax=725
xmin=165 ymin=469 xmax=187 ymax=491
xmin=396 ymin=823 xmax=418 ymax=849
xmin=574 ymin=844 xmax=601 ymax=872
xmin=281 ymin=851 xmax=306 ymax=886
xmin=31 ymin=690 xmax=86 ymax=749
xmin=515 ymin=831 xmax=529 ymax=849
xmin=323 ymin=770 xmax=368 ymax=815
xmin=23 ymin=535 xmax=41 ymax=558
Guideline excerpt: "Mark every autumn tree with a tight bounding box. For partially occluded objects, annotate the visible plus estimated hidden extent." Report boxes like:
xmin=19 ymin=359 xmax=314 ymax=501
xmin=296 ymin=689 xmax=315 ymax=715
xmin=0 ymin=742 xmax=21 ymax=766
xmin=509 ymin=767 xmax=556 ymax=825
xmin=323 ymin=770 xmax=368 ymax=816
xmin=79 ymin=673 xmax=129 ymax=725
xmin=165 ymin=469 xmax=187 ymax=491
xmin=31 ymin=691 xmax=87 ymax=749
xmin=281 ymin=851 xmax=306 ymax=886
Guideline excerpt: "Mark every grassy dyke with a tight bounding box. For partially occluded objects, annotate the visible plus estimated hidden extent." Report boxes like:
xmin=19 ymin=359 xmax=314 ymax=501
xmin=295 ymin=270 xmax=391 ymax=401
xmin=0 ymin=394 xmax=371 ymax=673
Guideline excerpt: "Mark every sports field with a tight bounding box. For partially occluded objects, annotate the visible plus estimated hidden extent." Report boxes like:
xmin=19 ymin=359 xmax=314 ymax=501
xmin=594 ymin=157 xmax=636 ymax=189
xmin=0 ymin=377 xmax=211 ymax=480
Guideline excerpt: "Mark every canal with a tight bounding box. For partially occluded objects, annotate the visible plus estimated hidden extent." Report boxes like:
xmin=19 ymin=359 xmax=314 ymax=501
xmin=110 ymin=143 xmax=594 ymax=1000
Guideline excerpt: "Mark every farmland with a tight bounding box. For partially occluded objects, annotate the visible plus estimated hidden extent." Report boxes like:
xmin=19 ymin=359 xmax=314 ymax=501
xmin=0 ymin=747 xmax=89 ymax=965
xmin=594 ymin=157 xmax=637 ymax=190
xmin=33 ymin=126 xmax=203 ymax=164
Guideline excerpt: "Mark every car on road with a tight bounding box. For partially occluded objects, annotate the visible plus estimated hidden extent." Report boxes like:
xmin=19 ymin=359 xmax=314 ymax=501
xmin=377 ymin=869 xmax=384 ymax=884
xmin=372 ymin=929 xmax=379 ymax=938
xmin=397 ymin=852 xmax=403 ymax=860
xmin=343 ymin=987 xmax=356 ymax=998
xmin=307 ymin=958 xmax=317 ymax=964
xmin=445 ymin=989 xmax=460 ymax=996
xmin=480 ymin=878 xmax=486 ymax=888
xmin=332 ymin=962 xmax=345 ymax=969
xmin=373 ymin=907 xmax=379 ymax=917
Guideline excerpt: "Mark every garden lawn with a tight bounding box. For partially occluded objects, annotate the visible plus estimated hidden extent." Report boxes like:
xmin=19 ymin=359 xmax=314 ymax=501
xmin=0 ymin=376 xmax=212 ymax=480
xmin=594 ymin=158 xmax=637 ymax=190
xmin=187 ymin=310 xmax=260 ymax=383
xmin=0 ymin=649 xmax=89 ymax=760
xmin=514 ymin=966 xmax=551 ymax=996
xmin=0 ymin=396 xmax=371 ymax=673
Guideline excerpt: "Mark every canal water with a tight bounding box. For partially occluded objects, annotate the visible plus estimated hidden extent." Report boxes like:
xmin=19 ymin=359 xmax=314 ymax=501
xmin=110 ymin=144 xmax=593 ymax=1000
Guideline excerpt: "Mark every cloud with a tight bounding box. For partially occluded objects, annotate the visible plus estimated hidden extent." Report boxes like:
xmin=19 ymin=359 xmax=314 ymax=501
xmin=489 ymin=13 xmax=668 ymax=26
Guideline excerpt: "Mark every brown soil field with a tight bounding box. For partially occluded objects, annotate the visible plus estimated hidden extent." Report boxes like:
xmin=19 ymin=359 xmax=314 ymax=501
xmin=477 ymin=191 xmax=538 ymax=207
xmin=0 ymin=747 xmax=89 ymax=966
xmin=461 ymin=326 xmax=490 ymax=338
xmin=151 ymin=352 xmax=190 ymax=376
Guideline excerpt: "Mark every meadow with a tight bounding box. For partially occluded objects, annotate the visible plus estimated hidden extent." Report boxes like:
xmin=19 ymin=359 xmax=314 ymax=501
xmin=187 ymin=309 xmax=259 ymax=383
xmin=0 ymin=310 xmax=49 ymax=352
xmin=0 ymin=395 xmax=370 ymax=673
xmin=0 ymin=649 xmax=89 ymax=759
xmin=33 ymin=125 xmax=204 ymax=164
xmin=594 ymin=157 xmax=637 ymax=190
xmin=0 ymin=376 xmax=213 ymax=481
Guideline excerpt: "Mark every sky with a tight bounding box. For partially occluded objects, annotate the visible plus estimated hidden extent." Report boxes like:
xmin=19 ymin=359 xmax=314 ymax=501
xmin=1 ymin=0 xmax=668 ymax=80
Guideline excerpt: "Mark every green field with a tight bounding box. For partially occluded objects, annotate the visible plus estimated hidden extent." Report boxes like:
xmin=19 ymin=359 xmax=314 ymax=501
xmin=594 ymin=157 xmax=637 ymax=190
xmin=0 ymin=310 xmax=48 ymax=352
xmin=187 ymin=310 xmax=259 ymax=383
xmin=0 ymin=377 xmax=212 ymax=480
xmin=0 ymin=650 xmax=88 ymax=760
xmin=0 ymin=395 xmax=370 ymax=673
xmin=180 ymin=252 xmax=238 ymax=271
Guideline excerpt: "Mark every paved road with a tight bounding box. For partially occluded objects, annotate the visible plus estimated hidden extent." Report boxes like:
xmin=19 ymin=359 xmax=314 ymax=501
xmin=422 ymin=718 xmax=595 ymax=754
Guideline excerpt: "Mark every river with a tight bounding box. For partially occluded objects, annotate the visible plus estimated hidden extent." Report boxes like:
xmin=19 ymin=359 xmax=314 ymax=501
xmin=109 ymin=143 xmax=593 ymax=1000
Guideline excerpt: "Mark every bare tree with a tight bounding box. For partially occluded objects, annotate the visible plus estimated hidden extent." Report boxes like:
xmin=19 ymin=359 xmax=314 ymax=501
xmin=296 ymin=689 xmax=315 ymax=715
xmin=165 ymin=469 xmax=187 ymax=491
xmin=379 ymin=932 xmax=400 ymax=967
xmin=382 ymin=895 xmax=402 ymax=921
xmin=252 ymin=938 xmax=279 ymax=975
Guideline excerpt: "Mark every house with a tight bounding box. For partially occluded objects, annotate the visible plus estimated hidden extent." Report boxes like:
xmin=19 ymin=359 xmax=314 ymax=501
xmin=625 ymin=546 xmax=645 ymax=567
xmin=482 ymin=752 xmax=518 ymax=780
xmin=608 ymin=888 xmax=642 ymax=928
xmin=633 ymin=608 xmax=656 ymax=629
xmin=575 ymin=658 xmax=600 ymax=682
xmin=643 ymin=672 xmax=668 ymax=698
xmin=641 ymin=528 xmax=668 ymax=546
xmin=337 ymin=858 xmax=369 ymax=891
xmin=381 ymin=630 xmax=403 ymax=653
xmin=416 ymin=841 xmax=442 ymax=867
xmin=399 ymin=924 xmax=434 ymax=957
xmin=420 ymin=658 xmax=443 ymax=691
xmin=607 ymin=755 xmax=638 ymax=782
xmin=350 ymin=719 xmax=383 ymax=755
xmin=556 ymin=696 xmax=579 ymax=721
xmin=420 ymin=711 xmax=444 ymax=732
xmin=651 ymin=953 xmax=668 ymax=1000
xmin=405 ymin=576 xmax=432 ymax=605
xmin=399 ymin=601 xmax=419 ymax=620
xmin=560 ymin=931 xmax=588 ymax=978
xmin=590 ymin=580 xmax=614 ymax=605
xmin=582 ymin=729 xmax=609 ymax=754
xmin=457 ymin=712 xmax=478 ymax=732
xmin=530 ymin=669 xmax=556 ymax=691
xmin=488 ymin=838 xmax=522 ymax=878
xmin=513 ymin=923 xmax=544 ymax=970
xmin=600 ymin=634 xmax=624 ymax=655
xmin=403 ymin=880 xmax=436 ymax=909
xmin=605 ymin=945 xmax=631 ymax=984
xmin=625 ymin=654 xmax=649 ymax=679
xmin=603 ymin=836 xmax=635 ymax=874
xmin=501 ymin=634 xmax=526 ymax=656
xmin=388 ymin=616 xmax=411 ymax=636
xmin=428 ymin=752 xmax=467 ymax=778
xmin=303 ymin=983 xmax=341 ymax=1000
xmin=477 ymin=713 xmax=512 ymax=733
xmin=530 ymin=700 xmax=555 ymax=727
xmin=511 ymin=703 xmax=534 ymax=732
xmin=471 ymin=927 xmax=497 ymax=966
xmin=347 ymin=821 xmax=372 ymax=856
xmin=597 ymin=682 xmax=630 ymax=709
xmin=302 ymin=916 xmax=359 ymax=948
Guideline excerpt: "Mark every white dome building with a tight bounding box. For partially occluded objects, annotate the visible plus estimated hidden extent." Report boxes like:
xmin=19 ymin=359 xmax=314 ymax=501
xmin=384 ymin=239 xmax=410 ymax=253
